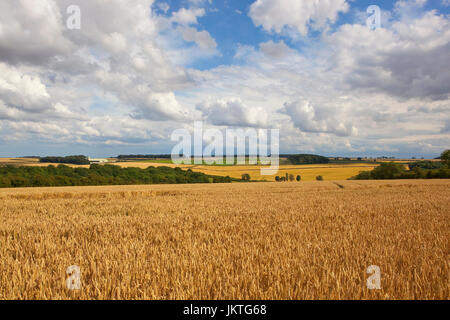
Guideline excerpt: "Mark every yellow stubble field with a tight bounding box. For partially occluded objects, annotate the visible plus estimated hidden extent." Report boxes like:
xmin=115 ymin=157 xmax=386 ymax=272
xmin=0 ymin=180 xmax=448 ymax=299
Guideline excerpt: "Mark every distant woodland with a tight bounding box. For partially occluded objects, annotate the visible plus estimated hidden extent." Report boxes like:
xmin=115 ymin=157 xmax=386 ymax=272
xmin=39 ymin=155 xmax=90 ymax=165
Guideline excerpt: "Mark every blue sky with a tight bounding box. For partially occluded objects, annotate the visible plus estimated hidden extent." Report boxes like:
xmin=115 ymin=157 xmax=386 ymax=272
xmin=154 ymin=0 xmax=450 ymax=69
xmin=0 ymin=0 xmax=449 ymax=158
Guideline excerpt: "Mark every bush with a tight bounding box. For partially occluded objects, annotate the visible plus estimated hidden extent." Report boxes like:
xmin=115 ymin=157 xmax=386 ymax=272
xmin=316 ymin=175 xmax=324 ymax=181
xmin=353 ymin=171 xmax=371 ymax=180
xmin=296 ymin=175 xmax=301 ymax=182
xmin=0 ymin=177 xmax=11 ymax=188
xmin=369 ymin=162 xmax=406 ymax=179
xmin=241 ymin=173 xmax=251 ymax=181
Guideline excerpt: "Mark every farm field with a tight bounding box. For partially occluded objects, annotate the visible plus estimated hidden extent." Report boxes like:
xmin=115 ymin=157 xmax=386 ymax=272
xmin=114 ymin=162 xmax=380 ymax=181
xmin=0 ymin=158 xmax=89 ymax=168
xmin=0 ymin=180 xmax=448 ymax=299
xmin=181 ymin=164 xmax=379 ymax=181
xmin=0 ymin=158 xmax=41 ymax=166
xmin=0 ymin=157 xmax=379 ymax=181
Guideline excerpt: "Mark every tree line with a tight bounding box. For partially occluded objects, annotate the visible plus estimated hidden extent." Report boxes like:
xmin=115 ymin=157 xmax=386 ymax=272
xmin=274 ymin=174 xmax=323 ymax=181
xmin=117 ymin=154 xmax=331 ymax=165
xmin=240 ymin=173 xmax=324 ymax=182
xmin=283 ymin=154 xmax=330 ymax=165
xmin=0 ymin=164 xmax=233 ymax=188
xmin=351 ymin=150 xmax=450 ymax=180
xmin=40 ymin=155 xmax=90 ymax=165
xmin=407 ymin=160 xmax=443 ymax=170
xmin=117 ymin=154 xmax=172 ymax=160
xmin=275 ymin=173 xmax=301 ymax=182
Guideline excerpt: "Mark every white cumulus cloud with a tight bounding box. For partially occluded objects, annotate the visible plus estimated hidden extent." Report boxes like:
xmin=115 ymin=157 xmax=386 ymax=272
xmin=249 ymin=0 xmax=349 ymax=36
xmin=197 ymin=98 xmax=269 ymax=128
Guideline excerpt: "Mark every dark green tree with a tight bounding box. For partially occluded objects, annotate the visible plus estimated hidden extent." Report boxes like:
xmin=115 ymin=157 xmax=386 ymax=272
xmin=0 ymin=164 xmax=234 ymax=188
xmin=441 ymin=150 xmax=450 ymax=167
xmin=370 ymin=162 xmax=406 ymax=179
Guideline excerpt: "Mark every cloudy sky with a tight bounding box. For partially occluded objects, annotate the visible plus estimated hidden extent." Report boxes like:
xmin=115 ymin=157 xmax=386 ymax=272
xmin=0 ymin=0 xmax=449 ymax=158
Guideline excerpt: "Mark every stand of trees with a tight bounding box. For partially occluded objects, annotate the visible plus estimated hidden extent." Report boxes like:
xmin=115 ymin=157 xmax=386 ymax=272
xmin=0 ymin=164 xmax=233 ymax=188
xmin=275 ymin=174 xmax=302 ymax=182
xmin=40 ymin=155 xmax=90 ymax=165
xmin=351 ymin=151 xmax=450 ymax=180
xmin=284 ymin=154 xmax=329 ymax=165
xmin=408 ymin=161 xmax=443 ymax=170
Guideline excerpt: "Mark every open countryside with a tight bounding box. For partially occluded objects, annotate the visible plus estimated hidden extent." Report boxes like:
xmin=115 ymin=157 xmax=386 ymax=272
xmin=0 ymin=157 xmax=380 ymax=181
xmin=0 ymin=180 xmax=448 ymax=299
xmin=0 ymin=153 xmax=448 ymax=299
xmin=1 ymin=0 xmax=449 ymax=306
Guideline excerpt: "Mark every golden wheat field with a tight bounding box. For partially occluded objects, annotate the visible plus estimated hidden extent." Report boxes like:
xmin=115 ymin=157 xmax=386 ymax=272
xmin=0 ymin=180 xmax=448 ymax=300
